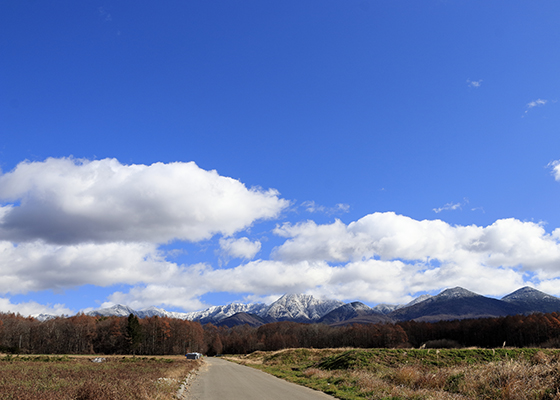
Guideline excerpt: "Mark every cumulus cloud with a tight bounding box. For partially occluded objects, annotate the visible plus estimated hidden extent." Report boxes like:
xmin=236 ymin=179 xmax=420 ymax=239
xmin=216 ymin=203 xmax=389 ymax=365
xmin=219 ymin=237 xmax=261 ymax=260
xmin=0 ymin=240 xmax=182 ymax=295
xmin=269 ymin=212 xmax=560 ymax=298
xmin=274 ymin=212 xmax=560 ymax=270
xmin=549 ymin=160 xmax=560 ymax=181
xmin=0 ymin=158 xmax=289 ymax=244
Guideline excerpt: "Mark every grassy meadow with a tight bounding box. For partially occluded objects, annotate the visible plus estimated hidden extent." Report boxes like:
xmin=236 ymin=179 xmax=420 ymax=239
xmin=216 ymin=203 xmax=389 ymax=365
xmin=227 ymin=348 xmax=560 ymax=400
xmin=0 ymin=354 xmax=201 ymax=400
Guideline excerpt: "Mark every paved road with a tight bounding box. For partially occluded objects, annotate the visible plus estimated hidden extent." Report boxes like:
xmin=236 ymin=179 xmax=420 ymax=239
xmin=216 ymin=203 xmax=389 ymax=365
xmin=186 ymin=357 xmax=336 ymax=400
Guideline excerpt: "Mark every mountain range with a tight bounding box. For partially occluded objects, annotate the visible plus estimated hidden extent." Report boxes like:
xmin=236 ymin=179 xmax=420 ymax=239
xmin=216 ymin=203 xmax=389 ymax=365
xmin=73 ymin=287 xmax=560 ymax=327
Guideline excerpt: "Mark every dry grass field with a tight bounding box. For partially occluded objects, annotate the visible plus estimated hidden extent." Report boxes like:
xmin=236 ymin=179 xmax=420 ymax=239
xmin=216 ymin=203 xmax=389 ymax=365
xmin=0 ymin=354 xmax=201 ymax=400
xmin=227 ymin=348 xmax=560 ymax=400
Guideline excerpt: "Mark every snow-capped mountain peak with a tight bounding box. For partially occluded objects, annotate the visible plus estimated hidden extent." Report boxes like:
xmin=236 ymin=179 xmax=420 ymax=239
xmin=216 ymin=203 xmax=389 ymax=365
xmin=501 ymin=286 xmax=555 ymax=302
xmin=87 ymin=304 xmax=136 ymax=317
xmin=435 ymin=287 xmax=479 ymax=300
xmin=264 ymin=293 xmax=344 ymax=321
xmin=32 ymin=313 xmax=58 ymax=322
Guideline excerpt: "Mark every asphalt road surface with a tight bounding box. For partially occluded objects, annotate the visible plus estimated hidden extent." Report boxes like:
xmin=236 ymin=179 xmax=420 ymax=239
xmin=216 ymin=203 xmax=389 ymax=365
xmin=186 ymin=357 xmax=336 ymax=400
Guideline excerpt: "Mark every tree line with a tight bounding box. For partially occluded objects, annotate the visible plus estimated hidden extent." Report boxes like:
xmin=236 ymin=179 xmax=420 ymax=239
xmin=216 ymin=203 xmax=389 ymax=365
xmin=0 ymin=313 xmax=205 ymax=355
xmin=2 ymin=311 xmax=560 ymax=355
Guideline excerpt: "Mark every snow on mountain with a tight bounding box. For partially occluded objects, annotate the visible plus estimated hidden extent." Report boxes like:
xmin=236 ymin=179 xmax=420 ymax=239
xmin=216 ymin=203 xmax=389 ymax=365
xmin=372 ymin=304 xmax=399 ymax=314
xmin=400 ymin=294 xmax=433 ymax=307
xmin=83 ymin=293 xmax=430 ymax=322
xmin=263 ymin=293 xmax=344 ymax=321
xmin=372 ymin=294 xmax=433 ymax=315
xmin=136 ymin=306 xmax=192 ymax=320
xmin=137 ymin=294 xmax=342 ymax=323
xmin=184 ymin=302 xmax=269 ymax=324
xmin=502 ymin=286 xmax=560 ymax=314
xmin=86 ymin=304 xmax=136 ymax=318
xmin=81 ymin=294 xmax=343 ymax=324
xmin=32 ymin=313 xmax=58 ymax=322
xmin=434 ymin=287 xmax=480 ymax=300
xmin=502 ymin=286 xmax=558 ymax=303
xmin=84 ymin=302 xmax=269 ymax=323
xmin=70 ymin=287 xmax=560 ymax=326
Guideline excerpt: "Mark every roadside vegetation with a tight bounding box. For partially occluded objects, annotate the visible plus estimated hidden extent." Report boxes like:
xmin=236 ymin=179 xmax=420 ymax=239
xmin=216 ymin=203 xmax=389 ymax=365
xmin=0 ymin=354 xmax=201 ymax=400
xmin=227 ymin=348 xmax=560 ymax=399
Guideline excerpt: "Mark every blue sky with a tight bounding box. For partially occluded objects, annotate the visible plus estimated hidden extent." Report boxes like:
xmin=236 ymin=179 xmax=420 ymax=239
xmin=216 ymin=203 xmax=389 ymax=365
xmin=1 ymin=1 xmax=560 ymax=316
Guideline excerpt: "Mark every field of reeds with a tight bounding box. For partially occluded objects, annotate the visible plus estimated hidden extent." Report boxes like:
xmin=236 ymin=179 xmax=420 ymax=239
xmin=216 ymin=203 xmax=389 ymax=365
xmin=0 ymin=354 xmax=201 ymax=400
xmin=227 ymin=348 xmax=560 ymax=399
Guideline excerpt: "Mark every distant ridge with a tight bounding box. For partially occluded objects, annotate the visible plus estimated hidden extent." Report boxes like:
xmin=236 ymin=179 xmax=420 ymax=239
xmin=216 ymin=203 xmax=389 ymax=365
xmin=52 ymin=286 xmax=560 ymax=327
xmin=388 ymin=287 xmax=523 ymax=322
xmin=83 ymin=293 xmax=343 ymax=326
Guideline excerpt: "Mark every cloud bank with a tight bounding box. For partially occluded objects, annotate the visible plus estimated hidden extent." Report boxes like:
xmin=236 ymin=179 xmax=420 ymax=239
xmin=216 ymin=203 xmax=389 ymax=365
xmin=3 ymin=157 xmax=560 ymax=315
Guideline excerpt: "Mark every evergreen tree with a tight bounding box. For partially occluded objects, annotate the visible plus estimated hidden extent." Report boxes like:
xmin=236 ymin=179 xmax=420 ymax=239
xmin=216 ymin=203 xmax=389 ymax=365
xmin=126 ymin=313 xmax=143 ymax=354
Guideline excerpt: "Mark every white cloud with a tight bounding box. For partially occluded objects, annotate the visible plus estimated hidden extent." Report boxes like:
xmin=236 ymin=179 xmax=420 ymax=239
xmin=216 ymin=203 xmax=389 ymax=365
xmin=105 ymin=285 xmax=208 ymax=312
xmin=527 ymin=99 xmax=547 ymax=109
xmin=433 ymin=202 xmax=462 ymax=213
xmin=219 ymin=237 xmax=261 ymax=260
xmin=0 ymin=240 xmax=182 ymax=294
xmin=467 ymin=79 xmax=482 ymax=88
xmin=269 ymin=212 xmax=560 ymax=297
xmin=301 ymin=201 xmax=350 ymax=215
xmin=0 ymin=157 xmax=289 ymax=244
xmin=525 ymin=99 xmax=547 ymax=115
xmin=275 ymin=213 xmax=560 ymax=271
xmin=240 ymin=293 xmax=283 ymax=305
xmin=0 ymin=297 xmax=73 ymax=316
xmin=549 ymin=160 xmax=560 ymax=181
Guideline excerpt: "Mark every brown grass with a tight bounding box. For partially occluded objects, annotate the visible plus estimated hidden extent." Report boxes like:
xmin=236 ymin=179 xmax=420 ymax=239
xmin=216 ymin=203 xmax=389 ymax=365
xmin=232 ymin=348 xmax=560 ymax=400
xmin=0 ymin=355 xmax=201 ymax=400
xmin=316 ymin=353 xmax=560 ymax=399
